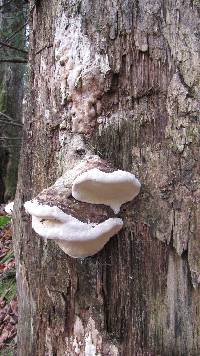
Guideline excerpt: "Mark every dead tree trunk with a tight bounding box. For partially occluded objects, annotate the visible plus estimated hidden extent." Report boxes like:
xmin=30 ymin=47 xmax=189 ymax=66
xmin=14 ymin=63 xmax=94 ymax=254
xmin=14 ymin=0 xmax=200 ymax=355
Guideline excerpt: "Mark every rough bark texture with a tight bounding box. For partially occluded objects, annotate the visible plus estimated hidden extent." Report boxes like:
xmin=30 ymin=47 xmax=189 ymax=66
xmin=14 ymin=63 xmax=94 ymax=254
xmin=14 ymin=0 xmax=200 ymax=355
xmin=0 ymin=0 xmax=26 ymax=202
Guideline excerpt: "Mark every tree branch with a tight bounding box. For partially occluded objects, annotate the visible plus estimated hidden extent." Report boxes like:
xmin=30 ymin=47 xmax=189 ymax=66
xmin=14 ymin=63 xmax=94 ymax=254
xmin=0 ymin=57 xmax=27 ymax=63
xmin=0 ymin=0 xmax=12 ymax=10
xmin=0 ymin=21 xmax=28 ymax=50
xmin=0 ymin=40 xmax=28 ymax=54
xmin=0 ymin=112 xmax=23 ymax=127
xmin=0 ymin=145 xmax=21 ymax=148
xmin=0 ymin=137 xmax=21 ymax=140
xmin=0 ymin=118 xmax=23 ymax=127
xmin=0 ymin=4 xmax=35 ymax=50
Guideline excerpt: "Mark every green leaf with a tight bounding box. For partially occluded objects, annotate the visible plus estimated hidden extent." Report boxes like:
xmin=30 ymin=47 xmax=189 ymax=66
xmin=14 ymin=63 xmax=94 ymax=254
xmin=0 ymin=275 xmax=16 ymax=302
xmin=0 ymin=251 xmax=14 ymax=264
xmin=0 ymin=215 xmax=11 ymax=228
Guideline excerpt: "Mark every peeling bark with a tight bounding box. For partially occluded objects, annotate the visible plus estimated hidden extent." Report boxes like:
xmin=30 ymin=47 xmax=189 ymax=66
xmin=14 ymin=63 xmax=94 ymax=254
xmin=14 ymin=0 xmax=200 ymax=355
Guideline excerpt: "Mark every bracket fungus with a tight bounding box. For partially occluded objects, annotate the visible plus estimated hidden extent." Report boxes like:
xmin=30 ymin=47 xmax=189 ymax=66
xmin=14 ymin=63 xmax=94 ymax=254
xmin=24 ymin=200 xmax=123 ymax=258
xmin=72 ymin=168 xmax=141 ymax=214
xmin=24 ymin=155 xmax=141 ymax=258
xmin=4 ymin=202 xmax=14 ymax=215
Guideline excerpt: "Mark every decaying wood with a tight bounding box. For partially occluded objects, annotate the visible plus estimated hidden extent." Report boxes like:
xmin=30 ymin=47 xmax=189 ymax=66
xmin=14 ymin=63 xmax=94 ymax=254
xmin=13 ymin=0 xmax=200 ymax=355
xmin=34 ymin=156 xmax=115 ymax=224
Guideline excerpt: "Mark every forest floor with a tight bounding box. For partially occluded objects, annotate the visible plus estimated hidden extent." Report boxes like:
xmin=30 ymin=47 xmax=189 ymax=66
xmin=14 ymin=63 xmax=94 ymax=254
xmin=0 ymin=205 xmax=17 ymax=356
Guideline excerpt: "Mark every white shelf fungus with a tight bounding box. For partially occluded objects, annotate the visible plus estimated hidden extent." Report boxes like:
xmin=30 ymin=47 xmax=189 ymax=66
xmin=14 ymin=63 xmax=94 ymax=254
xmin=4 ymin=202 xmax=14 ymax=215
xmin=24 ymin=157 xmax=141 ymax=258
xmin=72 ymin=169 xmax=141 ymax=214
xmin=24 ymin=200 xmax=123 ymax=258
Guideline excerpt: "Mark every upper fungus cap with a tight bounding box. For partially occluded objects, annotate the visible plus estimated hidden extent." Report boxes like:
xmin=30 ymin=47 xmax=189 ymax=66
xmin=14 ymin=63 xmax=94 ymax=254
xmin=24 ymin=200 xmax=123 ymax=258
xmin=72 ymin=168 xmax=141 ymax=214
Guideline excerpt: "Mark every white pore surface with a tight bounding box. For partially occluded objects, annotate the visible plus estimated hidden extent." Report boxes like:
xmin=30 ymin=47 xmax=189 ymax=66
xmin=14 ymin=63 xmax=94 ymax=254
xmin=24 ymin=200 xmax=123 ymax=258
xmin=4 ymin=202 xmax=14 ymax=215
xmin=72 ymin=169 xmax=141 ymax=214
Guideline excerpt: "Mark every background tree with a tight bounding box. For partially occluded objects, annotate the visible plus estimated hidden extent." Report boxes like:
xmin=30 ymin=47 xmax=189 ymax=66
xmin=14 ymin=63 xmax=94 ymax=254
xmin=14 ymin=0 xmax=200 ymax=355
xmin=0 ymin=0 xmax=27 ymax=202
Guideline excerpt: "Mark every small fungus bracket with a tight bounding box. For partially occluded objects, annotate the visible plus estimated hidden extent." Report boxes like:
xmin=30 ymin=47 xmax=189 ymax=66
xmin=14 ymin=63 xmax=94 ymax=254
xmin=4 ymin=202 xmax=14 ymax=215
xmin=24 ymin=155 xmax=141 ymax=258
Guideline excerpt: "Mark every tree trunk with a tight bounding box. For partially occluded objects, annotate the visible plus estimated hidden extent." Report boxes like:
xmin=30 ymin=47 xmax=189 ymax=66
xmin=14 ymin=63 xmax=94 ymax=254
xmin=0 ymin=0 xmax=26 ymax=202
xmin=14 ymin=0 xmax=200 ymax=355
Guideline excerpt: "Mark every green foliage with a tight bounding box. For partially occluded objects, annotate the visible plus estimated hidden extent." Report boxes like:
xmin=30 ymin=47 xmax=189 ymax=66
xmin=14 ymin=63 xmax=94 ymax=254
xmin=0 ymin=216 xmax=11 ymax=228
xmin=0 ymin=342 xmax=16 ymax=356
xmin=0 ymin=251 xmax=14 ymax=264
xmin=0 ymin=216 xmax=16 ymax=302
xmin=0 ymin=273 xmax=16 ymax=302
xmin=0 ymin=247 xmax=16 ymax=302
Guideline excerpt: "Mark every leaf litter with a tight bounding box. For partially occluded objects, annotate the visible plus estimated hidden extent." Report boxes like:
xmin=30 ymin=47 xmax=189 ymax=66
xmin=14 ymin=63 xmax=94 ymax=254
xmin=0 ymin=205 xmax=17 ymax=355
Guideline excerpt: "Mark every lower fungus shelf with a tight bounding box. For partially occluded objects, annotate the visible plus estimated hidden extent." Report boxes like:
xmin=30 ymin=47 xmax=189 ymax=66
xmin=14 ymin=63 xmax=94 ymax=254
xmin=25 ymin=200 xmax=123 ymax=258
